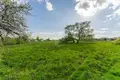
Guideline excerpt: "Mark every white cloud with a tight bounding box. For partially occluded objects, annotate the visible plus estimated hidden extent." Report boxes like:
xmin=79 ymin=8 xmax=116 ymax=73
xmin=104 ymin=8 xmax=120 ymax=22
xmin=45 ymin=0 xmax=53 ymax=11
xmin=38 ymin=0 xmax=44 ymax=3
xmin=11 ymin=0 xmax=54 ymax=11
xmin=75 ymin=0 xmax=108 ymax=16
xmin=108 ymin=0 xmax=120 ymax=10
xmin=100 ymin=28 xmax=108 ymax=31
xmin=75 ymin=0 xmax=120 ymax=17
xmin=94 ymin=28 xmax=108 ymax=34
xmin=37 ymin=0 xmax=54 ymax=11
xmin=94 ymin=30 xmax=107 ymax=34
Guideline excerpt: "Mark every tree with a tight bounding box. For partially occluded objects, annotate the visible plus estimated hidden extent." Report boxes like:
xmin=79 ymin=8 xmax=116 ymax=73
xmin=0 ymin=0 xmax=31 ymax=44
xmin=64 ymin=25 xmax=75 ymax=43
xmin=46 ymin=38 xmax=51 ymax=41
xmin=36 ymin=36 xmax=40 ymax=41
xmin=64 ymin=21 xmax=94 ymax=43
xmin=36 ymin=36 xmax=43 ymax=42
xmin=74 ymin=21 xmax=94 ymax=43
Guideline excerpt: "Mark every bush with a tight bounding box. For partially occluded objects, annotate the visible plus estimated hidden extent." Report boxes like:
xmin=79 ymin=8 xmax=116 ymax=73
xmin=2 ymin=38 xmax=17 ymax=45
xmin=59 ymin=37 xmax=67 ymax=44
xmin=59 ymin=36 xmax=75 ymax=44
xmin=2 ymin=37 xmax=30 ymax=45
xmin=113 ymin=38 xmax=120 ymax=45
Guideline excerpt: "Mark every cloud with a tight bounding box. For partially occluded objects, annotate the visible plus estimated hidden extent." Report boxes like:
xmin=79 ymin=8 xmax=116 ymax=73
xmin=45 ymin=0 xmax=53 ymax=11
xmin=104 ymin=8 xmax=120 ymax=22
xmin=117 ymin=22 xmax=120 ymax=26
xmin=75 ymin=0 xmax=108 ymax=16
xmin=109 ymin=0 xmax=120 ymax=10
xmin=111 ymin=31 xmax=120 ymax=37
xmin=11 ymin=0 xmax=54 ymax=11
xmin=94 ymin=30 xmax=107 ymax=34
xmin=94 ymin=28 xmax=108 ymax=34
xmin=75 ymin=0 xmax=120 ymax=17
xmin=100 ymin=28 xmax=108 ymax=31
xmin=37 ymin=0 xmax=54 ymax=11
xmin=37 ymin=0 xmax=44 ymax=3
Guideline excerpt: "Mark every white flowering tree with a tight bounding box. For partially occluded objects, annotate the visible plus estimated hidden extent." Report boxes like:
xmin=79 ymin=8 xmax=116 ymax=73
xmin=0 ymin=0 xmax=31 ymax=43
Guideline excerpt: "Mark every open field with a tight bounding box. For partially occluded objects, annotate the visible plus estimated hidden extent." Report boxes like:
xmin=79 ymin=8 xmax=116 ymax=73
xmin=0 ymin=41 xmax=120 ymax=80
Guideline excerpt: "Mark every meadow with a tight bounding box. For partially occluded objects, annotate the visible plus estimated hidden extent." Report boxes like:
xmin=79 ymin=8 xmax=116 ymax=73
xmin=0 ymin=41 xmax=120 ymax=80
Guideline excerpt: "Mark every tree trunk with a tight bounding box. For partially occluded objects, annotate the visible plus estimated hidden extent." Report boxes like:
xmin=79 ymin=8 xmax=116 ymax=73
xmin=77 ymin=40 xmax=79 ymax=43
xmin=0 ymin=34 xmax=4 ymax=46
xmin=72 ymin=38 xmax=74 ymax=43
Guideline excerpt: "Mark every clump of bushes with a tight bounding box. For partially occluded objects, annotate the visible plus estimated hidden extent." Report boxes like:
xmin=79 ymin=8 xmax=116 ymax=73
xmin=0 ymin=33 xmax=31 ymax=45
xmin=59 ymin=37 xmax=75 ymax=44
xmin=2 ymin=37 xmax=29 ymax=45
xmin=4 ymin=38 xmax=18 ymax=45
xmin=113 ymin=38 xmax=120 ymax=45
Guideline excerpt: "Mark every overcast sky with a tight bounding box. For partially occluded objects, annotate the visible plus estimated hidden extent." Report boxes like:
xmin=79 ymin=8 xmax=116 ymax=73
xmin=17 ymin=0 xmax=120 ymax=39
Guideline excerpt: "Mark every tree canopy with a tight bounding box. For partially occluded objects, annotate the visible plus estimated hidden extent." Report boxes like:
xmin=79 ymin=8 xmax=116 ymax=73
xmin=0 ymin=0 xmax=31 ymax=43
xmin=63 ymin=21 xmax=94 ymax=43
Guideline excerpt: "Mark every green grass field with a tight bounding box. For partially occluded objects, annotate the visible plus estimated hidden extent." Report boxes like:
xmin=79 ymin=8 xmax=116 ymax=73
xmin=0 ymin=41 xmax=120 ymax=80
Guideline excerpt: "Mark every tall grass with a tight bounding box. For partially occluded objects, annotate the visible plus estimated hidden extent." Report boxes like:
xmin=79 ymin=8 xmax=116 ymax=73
xmin=0 ymin=41 xmax=120 ymax=80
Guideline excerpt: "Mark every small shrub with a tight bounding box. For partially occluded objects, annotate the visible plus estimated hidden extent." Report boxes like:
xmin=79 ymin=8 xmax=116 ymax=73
xmin=59 ymin=37 xmax=68 ymax=44
xmin=59 ymin=37 xmax=75 ymax=44
xmin=4 ymin=38 xmax=17 ymax=45
xmin=36 ymin=36 xmax=43 ymax=42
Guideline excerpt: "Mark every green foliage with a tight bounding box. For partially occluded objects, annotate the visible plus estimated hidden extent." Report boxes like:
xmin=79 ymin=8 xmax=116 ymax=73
xmin=4 ymin=38 xmax=17 ymax=45
xmin=1 ymin=37 xmax=30 ymax=45
xmin=113 ymin=38 xmax=120 ymax=45
xmin=46 ymin=38 xmax=51 ymax=41
xmin=63 ymin=21 xmax=94 ymax=44
xmin=59 ymin=36 xmax=75 ymax=44
xmin=0 ymin=41 xmax=120 ymax=80
xmin=36 ymin=36 xmax=41 ymax=42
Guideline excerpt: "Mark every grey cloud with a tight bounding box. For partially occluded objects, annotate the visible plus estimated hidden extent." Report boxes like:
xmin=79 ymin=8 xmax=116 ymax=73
xmin=79 ymin=2 xmax=90 ymax=10
xmin=77 ymin=0 xmax=107 ymax=10
xmin=96 ymin=0 xmax=106 ymax=6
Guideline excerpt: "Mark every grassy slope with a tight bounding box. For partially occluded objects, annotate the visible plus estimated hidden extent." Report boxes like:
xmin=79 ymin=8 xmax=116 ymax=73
xmin=0 ymin=41 xmax=120 ymax=80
